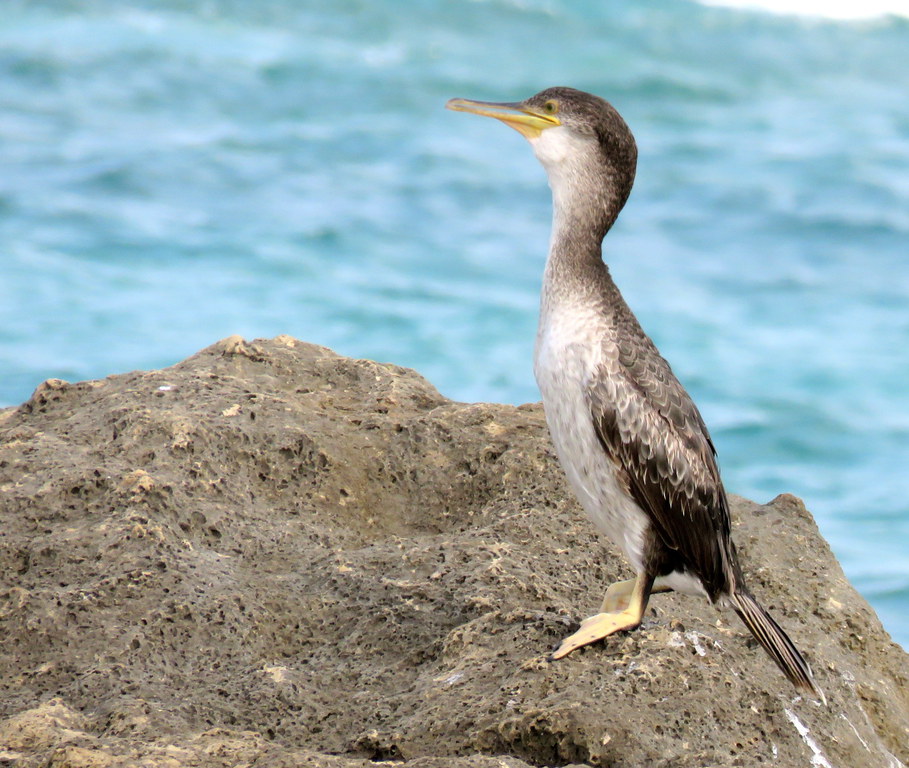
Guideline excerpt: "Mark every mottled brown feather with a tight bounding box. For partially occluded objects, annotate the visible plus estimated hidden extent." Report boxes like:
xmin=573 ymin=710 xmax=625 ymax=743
xmin=586 ymin=279 xmax=734 ymax=597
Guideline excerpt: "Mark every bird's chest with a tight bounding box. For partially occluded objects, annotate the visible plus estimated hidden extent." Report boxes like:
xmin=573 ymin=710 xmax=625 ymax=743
xmin=533 ymin=306 xmax=602 ymax=429
xmin=533 ymin=306 xmax=609 ymax=489
xmin=533 ymin=305 xmax=648 ymax=568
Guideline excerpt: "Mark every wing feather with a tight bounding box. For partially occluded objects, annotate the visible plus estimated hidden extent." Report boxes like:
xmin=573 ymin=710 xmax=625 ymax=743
xmin=588 ymin=330 xmax=731 ymax=594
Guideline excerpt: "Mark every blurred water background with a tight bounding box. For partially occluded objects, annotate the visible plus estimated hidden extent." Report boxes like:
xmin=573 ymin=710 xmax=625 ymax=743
xmin=1 ymin=0 xmax=907 ymax=647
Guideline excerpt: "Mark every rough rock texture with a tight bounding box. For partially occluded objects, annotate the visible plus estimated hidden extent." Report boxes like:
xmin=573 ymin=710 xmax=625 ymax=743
xmin=1 ymin=335 xmax=907 ymax=768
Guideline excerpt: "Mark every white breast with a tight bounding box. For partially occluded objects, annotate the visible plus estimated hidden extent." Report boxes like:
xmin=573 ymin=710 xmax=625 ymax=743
xmin=534 ymin=303 xmax=649 ymax=572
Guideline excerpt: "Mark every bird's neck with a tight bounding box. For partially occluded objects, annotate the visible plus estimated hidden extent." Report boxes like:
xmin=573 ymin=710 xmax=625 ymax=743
xmin=542 ymin=165 xmax=626 ymax=304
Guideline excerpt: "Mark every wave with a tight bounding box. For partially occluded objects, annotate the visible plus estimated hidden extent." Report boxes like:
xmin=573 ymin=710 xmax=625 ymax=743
xmin=695 ymin=0 xmax=909 ymax=20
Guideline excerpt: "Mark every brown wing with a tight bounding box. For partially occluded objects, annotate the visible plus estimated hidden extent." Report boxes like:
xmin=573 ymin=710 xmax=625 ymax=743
xmin=587 ymin=330 xmax=732 ymax=594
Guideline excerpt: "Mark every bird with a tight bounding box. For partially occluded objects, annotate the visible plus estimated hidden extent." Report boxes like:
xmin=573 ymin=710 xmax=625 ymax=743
xmin=447 ymin=86 xmax=823 ymax=700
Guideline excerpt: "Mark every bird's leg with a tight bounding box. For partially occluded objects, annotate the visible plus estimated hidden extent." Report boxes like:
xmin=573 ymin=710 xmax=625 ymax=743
xmin=599 ymin=577 xmax=672 ymax=613
xmin=551 ymin=572 xmax=655 ymax=660
xmin=599 ymin=578 xmax=636 ymax=613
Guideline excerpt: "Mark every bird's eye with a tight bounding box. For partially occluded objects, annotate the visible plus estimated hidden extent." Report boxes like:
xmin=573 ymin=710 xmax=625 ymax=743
xmin=543 ymin=100 xmax=559 ymax=114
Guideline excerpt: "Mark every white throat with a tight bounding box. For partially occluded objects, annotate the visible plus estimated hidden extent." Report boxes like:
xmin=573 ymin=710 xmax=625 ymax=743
xmin=528 ymin=126 xmax=599 ymax=232
xmin=528 ymin=125 xmax=594 ymax=169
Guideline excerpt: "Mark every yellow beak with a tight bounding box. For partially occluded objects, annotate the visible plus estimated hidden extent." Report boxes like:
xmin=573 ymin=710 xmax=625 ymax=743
xmin=446 ymin=97 xmax=560 ymax=139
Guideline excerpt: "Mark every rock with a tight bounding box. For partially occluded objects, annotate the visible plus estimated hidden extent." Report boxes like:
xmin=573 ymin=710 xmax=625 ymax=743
xmin=0 ymin=335 xmax=906 ymax=768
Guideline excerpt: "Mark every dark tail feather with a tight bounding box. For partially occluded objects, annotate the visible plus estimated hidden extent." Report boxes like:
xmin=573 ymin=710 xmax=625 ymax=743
xmin=729 ymin=589 xmax=825 ymax=704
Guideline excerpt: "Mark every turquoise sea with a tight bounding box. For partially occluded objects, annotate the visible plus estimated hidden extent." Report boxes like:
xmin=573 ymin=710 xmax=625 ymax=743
xmin=2 ymin=0 xmax=908 ymax=648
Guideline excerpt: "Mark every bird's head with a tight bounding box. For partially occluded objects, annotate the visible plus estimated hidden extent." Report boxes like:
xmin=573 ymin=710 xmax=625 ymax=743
xmin=447 ymin=87 xmax=637 ymax=223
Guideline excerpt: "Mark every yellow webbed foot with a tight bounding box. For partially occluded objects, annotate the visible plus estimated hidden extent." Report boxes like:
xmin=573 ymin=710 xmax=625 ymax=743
xmin=550 ymin=607 xmax=644 ymax=659
xmin=550 ymin=573 xmax=667 ymax=660
xmin=599 ymin=578 xmax=637 ymax=613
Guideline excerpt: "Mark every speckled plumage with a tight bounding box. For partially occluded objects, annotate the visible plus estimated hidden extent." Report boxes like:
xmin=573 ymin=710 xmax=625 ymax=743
xmin=449 ymin=86 xmax=822 ymax=698
xmin=529 ymin=88 xmax=735 ymax=597
xmin=535 ymin=260 xmax=734 ymax=597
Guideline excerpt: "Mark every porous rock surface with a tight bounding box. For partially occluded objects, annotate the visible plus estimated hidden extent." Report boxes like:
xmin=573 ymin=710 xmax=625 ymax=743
xmin=1 ymin=335 xmax=907 ymax=768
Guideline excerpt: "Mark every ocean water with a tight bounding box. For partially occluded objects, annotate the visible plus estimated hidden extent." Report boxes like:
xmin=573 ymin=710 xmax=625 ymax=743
xmin=2 ymin=0 xmax=908 ymax=648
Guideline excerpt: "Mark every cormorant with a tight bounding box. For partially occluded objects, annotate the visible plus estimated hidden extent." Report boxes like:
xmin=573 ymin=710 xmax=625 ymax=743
xmin=447 ymin=87 xmax=823 ymax=700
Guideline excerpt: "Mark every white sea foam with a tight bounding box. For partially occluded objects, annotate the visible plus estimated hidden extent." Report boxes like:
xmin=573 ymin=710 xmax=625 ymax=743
xmin=696 ymin=0 xmax=909 ymax=20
